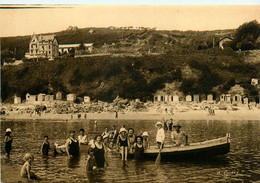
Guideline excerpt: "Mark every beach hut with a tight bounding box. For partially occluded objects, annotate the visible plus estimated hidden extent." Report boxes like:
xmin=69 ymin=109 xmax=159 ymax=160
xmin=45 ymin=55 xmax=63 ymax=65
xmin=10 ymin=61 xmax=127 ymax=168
xmin=14 ymin=96 xmax=21 ymax=104
xmin=45 ymin=95 xmax=54 ymax=102
xmin=207 ymin=94 xmax=213 ymax=102
xmin=56 ymin=91 xmax=63 ymax=100
xmin=186 ymin=95 xmax=192 ymax=102
xmin=173 ymin=95 xmax=179 ymax=103
xmin=193 ymin=94 xmax=200 ymax=103
xmin=232 ymin=94 xmax=242 ymax=104
xmin=220 ymin=94 xmax=225 ymax=102
xmin=26 ymin=93 xmax=37 ymax=104
xmin=226 ymin=94 xmax=231 ymax=103
xmin=243 ymin=97 xmax=249 ymax=104
xmin=84 ymin=96 xmax=91 ymax=103
xmin=67 ymin=93 xmax=76 ymax=102
xmin=38 ymin=93 xmax=46 ymax=102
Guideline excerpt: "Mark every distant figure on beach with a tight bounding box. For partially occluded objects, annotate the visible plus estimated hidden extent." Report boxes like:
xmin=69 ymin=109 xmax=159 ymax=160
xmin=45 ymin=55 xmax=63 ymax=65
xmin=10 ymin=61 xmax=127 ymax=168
xmin=94 ymin=119 xmax=97 ymax=130
xmin=165 ymin=108 xmax=168 ymax=113
xmin=155 ymin=121 xmax=165 ymax=149
xmin=117 ymin=128 xmax=129 ymax=160
xmin=208 ymin=107 xmax=215 ymax=116
xmin=20 ymin=153 xmax=39 ymax=180
xmin=84 ymin=113 xmax=87 ymax=119
xmin=40 ymin=136 xmax=50 ymax=156
xmin=168 ymin=118 xmax=173 ymax=131
xmin=4 ymin=128 xmax=13 ymax=158
xmin=78 ymin=129 xmax=88 ymax=145
xmin=71 ymin=114 xmax=73 ymax=120
xmin=78 ymin=113 xmax=81 ymax=119
xmin=171 ymin=123 xmax=188 ymax=146
xmin=65 ymin=131 xmax=79 ymax=158
xmin=142 ymin=132 xmax=150 ymax=149
xmin=133 ymin=136 xmax=144 ymax=160
xmin=115 ymin=111 xmax=118 ymax=119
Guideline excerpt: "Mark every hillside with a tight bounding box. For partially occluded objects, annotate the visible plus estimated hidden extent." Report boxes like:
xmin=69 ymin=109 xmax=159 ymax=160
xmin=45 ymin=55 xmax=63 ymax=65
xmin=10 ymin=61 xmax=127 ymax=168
xmin=1 ymin=27 xmax=233 ymax=62
xmin=1 ymin=48 xmax=259 ymax=103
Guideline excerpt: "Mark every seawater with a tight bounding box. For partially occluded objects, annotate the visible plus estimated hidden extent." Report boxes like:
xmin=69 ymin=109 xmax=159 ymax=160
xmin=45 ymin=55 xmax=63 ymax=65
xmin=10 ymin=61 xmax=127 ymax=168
xmin=1 ymin=120 xmax=260 ymax=182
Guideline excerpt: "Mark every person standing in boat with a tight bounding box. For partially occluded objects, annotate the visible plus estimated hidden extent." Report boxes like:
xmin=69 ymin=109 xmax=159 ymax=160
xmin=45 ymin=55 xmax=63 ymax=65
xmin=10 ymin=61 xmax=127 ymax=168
xmin=117 ymin=128 xmax=130 ymax=160
xmin=133 ymin=136 xmax=144 ymax=160
xmin=128 ymin=128 xmax=136 ymax=157
xmin=65 ymin=131 xmax=80 ymax=158
xmin=78 ymin=129 xmax=88 ymax=145
xmin=155 ymin=121 xmax=165 ymax=149
xmin=40 ymin=136 xmax=50 ymax=156
xmin=142 ymin=132 xmax=150 ymax=149
xmin=91 ymin=135 xmax=108 ymax=168
xmin=171 ymin=123 xmax=188 ymax=146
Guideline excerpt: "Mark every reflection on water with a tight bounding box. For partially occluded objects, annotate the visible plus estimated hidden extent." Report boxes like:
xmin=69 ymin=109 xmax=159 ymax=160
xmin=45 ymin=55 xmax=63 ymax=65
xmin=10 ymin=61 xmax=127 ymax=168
xmin=1 ymin=120 xmax=260 ymax=182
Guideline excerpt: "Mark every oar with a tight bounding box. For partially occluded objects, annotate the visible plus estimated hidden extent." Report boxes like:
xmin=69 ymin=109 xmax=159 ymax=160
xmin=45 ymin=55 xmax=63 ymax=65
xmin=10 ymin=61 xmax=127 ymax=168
xmin=155 ymin=143 xmax=163 ymax=165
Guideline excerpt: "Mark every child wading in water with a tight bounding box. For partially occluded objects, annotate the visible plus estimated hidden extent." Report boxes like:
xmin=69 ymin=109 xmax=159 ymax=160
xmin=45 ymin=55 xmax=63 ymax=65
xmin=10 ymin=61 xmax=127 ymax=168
xmin=142 ymin=132 xmax=150 ymax=149
xmin=117 ymin=128 xmax=129 ymax=161
xmin=41 ymin=136 xmax=50 ymax=156
xmin=4 ymin=128 xmax=13 ymax=158
xmin=20 ymin=153 xmax=39 ymax=180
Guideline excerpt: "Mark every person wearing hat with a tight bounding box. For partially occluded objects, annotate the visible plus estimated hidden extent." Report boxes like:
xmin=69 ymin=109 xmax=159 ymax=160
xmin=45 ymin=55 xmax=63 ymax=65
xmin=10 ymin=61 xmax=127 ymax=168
xmin=171 ymin=123 xmax=188 ymax=146
xmin=142 ymin=131 xmax=150 ymax=149
xmin=4 ymin=128 xmax=13 ymax=158
xmin=155 ymin=121 xmax=165 ymax=149
xmin=117 ymin=127 xmax=129 ymax=160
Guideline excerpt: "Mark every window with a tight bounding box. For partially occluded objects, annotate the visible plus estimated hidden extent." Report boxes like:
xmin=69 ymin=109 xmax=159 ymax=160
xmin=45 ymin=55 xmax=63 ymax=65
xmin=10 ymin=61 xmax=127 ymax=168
xmin=49 ymin=51 xmax=51 ymax=54
xmin=36 ymin=45 xmax=37 ymax=48
xmin=49 ymin=45 xmax=51 ymax=49
xmin=31 ymin=44 xmax=33 ymax=48
xmin=31 ymin=50 xmax=33 ymax=53
xmin=42 ymin=46 xmax=44 ymax=50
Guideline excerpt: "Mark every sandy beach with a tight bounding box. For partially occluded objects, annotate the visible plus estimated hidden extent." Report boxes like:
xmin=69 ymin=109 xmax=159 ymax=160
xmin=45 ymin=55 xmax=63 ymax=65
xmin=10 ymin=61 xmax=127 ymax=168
xmin=2 ymin=108 xmax=260 ymax=122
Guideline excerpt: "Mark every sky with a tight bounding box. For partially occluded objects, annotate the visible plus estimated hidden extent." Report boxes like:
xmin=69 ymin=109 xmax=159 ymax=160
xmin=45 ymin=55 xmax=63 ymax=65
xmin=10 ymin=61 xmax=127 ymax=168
xmin=0 ymin=5 xmax=260 ymax=37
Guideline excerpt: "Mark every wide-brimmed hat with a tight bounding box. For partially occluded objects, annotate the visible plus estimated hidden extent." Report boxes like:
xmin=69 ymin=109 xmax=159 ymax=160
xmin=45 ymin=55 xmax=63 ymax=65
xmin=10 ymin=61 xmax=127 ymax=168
xmin=119 ymin=128 xmax=127 ymax=133
xmin=142 ymin=131 xmax=149 ymax=137
xmin=173 ymin=123 xmax=182 ymax=128
xmin=6 ymin=128 xmax=12 ymax=133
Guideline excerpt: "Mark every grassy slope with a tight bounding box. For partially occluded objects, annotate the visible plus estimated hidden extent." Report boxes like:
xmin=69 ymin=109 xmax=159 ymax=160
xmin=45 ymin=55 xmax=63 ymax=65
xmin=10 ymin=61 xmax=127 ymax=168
xmin=1 ymin=48 xmax=258 ymax=102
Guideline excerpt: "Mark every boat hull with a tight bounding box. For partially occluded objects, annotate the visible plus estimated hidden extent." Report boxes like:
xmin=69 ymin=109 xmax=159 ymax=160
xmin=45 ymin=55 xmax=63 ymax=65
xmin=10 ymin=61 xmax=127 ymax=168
xmin=144 ymin=143 xmax=230 ymax=160
xmin=144 ymin=134 xmax=231 ymax=160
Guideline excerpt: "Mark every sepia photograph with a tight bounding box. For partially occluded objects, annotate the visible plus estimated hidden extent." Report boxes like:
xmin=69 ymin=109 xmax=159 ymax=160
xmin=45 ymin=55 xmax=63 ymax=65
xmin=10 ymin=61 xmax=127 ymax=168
xmin=0 ymin=1 xmax=260 ymax=182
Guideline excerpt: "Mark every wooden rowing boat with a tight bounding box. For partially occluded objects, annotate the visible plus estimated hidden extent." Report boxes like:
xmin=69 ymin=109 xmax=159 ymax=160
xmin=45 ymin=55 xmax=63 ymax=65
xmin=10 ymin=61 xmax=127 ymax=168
xmin=144 ymin=133 xmax=231 ymax=160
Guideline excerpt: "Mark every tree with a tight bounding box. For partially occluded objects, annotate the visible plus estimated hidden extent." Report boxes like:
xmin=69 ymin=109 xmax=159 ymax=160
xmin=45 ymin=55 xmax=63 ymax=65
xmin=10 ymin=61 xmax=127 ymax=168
xmin=233 ymin=20 xmax=260 ymax=50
